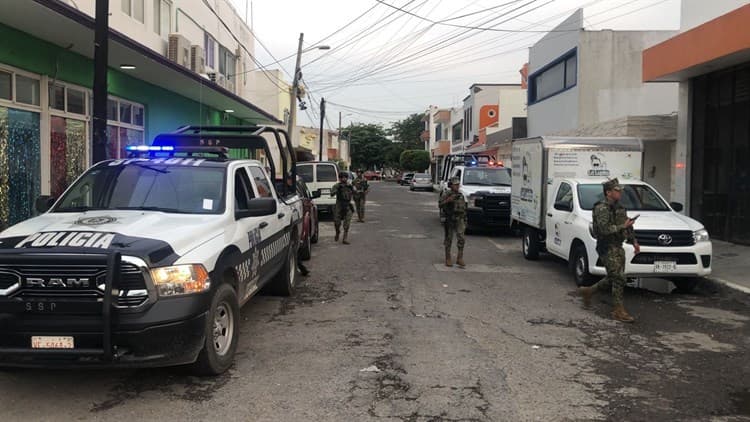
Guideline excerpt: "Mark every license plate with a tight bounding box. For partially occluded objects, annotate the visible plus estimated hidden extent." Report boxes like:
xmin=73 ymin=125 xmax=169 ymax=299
xmin=320 ymin=189 xmax=330 ymax=194
xmin=31 ymin=336 xmax=74 ymax=349
xmin=654 ymin=261 xmax=677 ymax=273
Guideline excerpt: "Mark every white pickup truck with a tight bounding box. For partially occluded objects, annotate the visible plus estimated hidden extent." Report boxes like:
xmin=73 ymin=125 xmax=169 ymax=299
xmin=511 ymin=137 xmax=712 ymax=292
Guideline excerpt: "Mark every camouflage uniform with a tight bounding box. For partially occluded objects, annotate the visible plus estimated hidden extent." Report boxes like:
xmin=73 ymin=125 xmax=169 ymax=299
xmin=331 ymin=180 xmax=354 ymax=243
xmin=439 ymin=178 xmax=467 ymax=266
xmin=352 ymin=174 xmax=369 ymax=222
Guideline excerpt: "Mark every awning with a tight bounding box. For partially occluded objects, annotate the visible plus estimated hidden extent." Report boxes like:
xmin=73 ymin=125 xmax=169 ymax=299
xmin=1 ymin=0 xmax=279 ymax=123
xmin=643 ymin=4 xmax=750 ymax=82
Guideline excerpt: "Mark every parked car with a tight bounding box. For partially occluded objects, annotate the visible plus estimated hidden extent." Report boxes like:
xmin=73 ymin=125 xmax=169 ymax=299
xmin=398 ymin=173 xmax=415 ymax=186
xmin=296 ymin=161 xmax=340 ymax=214
xmin=364 ymin=171 xmax=381 ymax=181
xmin=295 ymin=177 xmax=320 ymax=260
xmin=410 ymin=173 xmax=433 ymax=191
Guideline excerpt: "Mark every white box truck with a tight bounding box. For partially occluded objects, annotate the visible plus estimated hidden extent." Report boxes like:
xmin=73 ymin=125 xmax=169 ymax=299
xmin=511 ymin=137 xmax=712 ymax=292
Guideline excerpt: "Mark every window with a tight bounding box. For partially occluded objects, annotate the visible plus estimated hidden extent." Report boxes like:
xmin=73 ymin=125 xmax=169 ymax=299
xmin=554 ymin=183 xmax=573 ymax=211
xmin=153 ymin=0 xmax=171 ymax=36
xmin=249 ymin=166 xmax=272 ymax=198
xmin=235 ymin=168 xmax=254 ymax=211
xmin=316 ymin=164 xmax=337 ymax=182
xmin=67 ymin=88 xmax=85 ymax=115
xmin=48 ymin=83 xmax=87 ymax=115
xmin=463 ymin=168 xmax=512 ymax=186
xmin=122 ymin=0 xmax=144 ymax=23
xmin=219 ymin=46 xmax=236 ymax=77
xmin=105 ymin=96 xmax=145 ymax=159
xmin=0 ymin=71 xmax=10 ymax=100
xmin=529 ymin=49 xmax=577 ymax=103
xmin=204 ymin=33 xmax=216 ymax=69
xmin=49 ymin=84 xmax=65 ymax=110
xmin=15 ymin=75 xmax=40 ymax=106
xmin=296 ymin=165 xmax=314 ymax=183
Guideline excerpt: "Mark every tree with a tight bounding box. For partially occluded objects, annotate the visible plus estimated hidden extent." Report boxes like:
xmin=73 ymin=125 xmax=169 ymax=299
xmin=391 ymin=113 xmax=425 ymax=151
xmin=346 ymin=123 xmax=390 ymax=170
xmin=399 ymin=150 xmax=430 ymax=172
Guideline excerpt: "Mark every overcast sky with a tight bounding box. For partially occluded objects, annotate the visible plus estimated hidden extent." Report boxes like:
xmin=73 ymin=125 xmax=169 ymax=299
xmin=229 ymin=0 xmax=681 ymax=129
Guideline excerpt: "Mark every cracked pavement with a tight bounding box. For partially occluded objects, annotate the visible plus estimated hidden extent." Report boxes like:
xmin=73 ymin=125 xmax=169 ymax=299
xmin=1 ymin=182 xmax=749 ymax=421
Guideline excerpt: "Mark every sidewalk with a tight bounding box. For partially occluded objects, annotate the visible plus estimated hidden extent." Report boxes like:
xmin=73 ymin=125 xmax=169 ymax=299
xmin=708 ymin=240 xmax=750 ymax=294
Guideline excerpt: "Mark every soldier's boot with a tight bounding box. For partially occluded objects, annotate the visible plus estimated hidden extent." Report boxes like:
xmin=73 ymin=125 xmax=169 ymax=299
xmin=456 ymin=249 xmax=465 ymax=268
xmin=342 ymin=230 xmax=350 ymax=245
xmin=579 ymin=286 xmax=594 ymax=308
xmin=334 ymin=228 xmax=340 ymax=242
xmin=611 ymin=304 xmax=635 ymax=323
xmin=445 ymin=249 xmax=453 ymax=267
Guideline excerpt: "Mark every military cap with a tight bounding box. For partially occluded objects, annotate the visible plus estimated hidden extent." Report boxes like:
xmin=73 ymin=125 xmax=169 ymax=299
xmin=603 ymin=178 xmax=623 ymax=192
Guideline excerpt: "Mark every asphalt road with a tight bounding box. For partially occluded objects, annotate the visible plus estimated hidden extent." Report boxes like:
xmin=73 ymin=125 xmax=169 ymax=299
xmin=2 ymin=182 xmax=750 ymax=421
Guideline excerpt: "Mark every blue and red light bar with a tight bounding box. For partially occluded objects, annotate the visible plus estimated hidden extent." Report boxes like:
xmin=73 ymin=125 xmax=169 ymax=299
xmin=125 ymin=145 xmax=175 ymax=152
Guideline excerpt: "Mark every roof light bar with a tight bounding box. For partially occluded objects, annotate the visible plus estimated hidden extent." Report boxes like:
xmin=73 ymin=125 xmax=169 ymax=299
xmin=125 ymin=145 xmax=175 ymax=152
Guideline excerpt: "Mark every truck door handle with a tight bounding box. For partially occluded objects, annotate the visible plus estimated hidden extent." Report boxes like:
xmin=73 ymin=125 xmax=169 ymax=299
xmin=259 ymin=222 xmax=269 ymax=229
xmin=277 ymin=213 xmax=285 ymax=219
xmin=564 ymin=221 xmax=572 ymax=224
xmin=547 ymin=213 xmax=553 ymax=217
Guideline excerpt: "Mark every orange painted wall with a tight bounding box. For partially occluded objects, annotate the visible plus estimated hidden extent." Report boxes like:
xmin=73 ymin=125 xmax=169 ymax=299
xmin=479 ymin=105 xmax=499 ymax=129
xmin=643 ymin=4 xmax=750 ymax=81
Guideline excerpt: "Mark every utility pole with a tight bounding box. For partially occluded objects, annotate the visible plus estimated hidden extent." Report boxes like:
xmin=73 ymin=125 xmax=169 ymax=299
xmin=318 ymin=97 xmax=326 ymax=161
xmin=92 ymin=0 xmax=109 ymax=163
xmin=287 ymin=33 xmax=304 ymax=149
xmin=338 ymin=111 xmax=342 ymax=160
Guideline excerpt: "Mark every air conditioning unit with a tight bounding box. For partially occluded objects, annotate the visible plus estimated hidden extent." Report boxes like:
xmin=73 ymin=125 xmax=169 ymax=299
xmin=207 ymin=72 xmax=218 ymax=83
xmin=226 ymin=77 xmax=236 ymax=93
xmin=190 ymin=45 xmax=205 ymax=74
xmin=168 ymin=33 xmax=191 ymax=68
xmin=217 ymin=74 xmax=227 ymax=88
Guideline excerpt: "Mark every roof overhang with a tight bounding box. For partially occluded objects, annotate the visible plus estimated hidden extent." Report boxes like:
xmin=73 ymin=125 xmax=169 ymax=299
xmin=643 ymin=4 xmax=750 ymax=82
xmin=1 ymin=0 xmax=279 ymax=123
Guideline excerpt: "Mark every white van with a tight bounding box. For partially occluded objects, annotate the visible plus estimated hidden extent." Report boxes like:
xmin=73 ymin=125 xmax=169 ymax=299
xmin=296 ymin=161 xmax=340 ymax=214
xmin=511 ymin=137 xmax=712 ymax=292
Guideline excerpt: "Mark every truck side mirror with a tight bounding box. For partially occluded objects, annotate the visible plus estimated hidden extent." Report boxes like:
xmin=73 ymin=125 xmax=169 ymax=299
xmin=35 ymin=196 xmax=56 ymax=214
xmin=554 ymin=200 xmax=572 ymax=212
xmin=236 ymin=198 xmax=277 ymax=219
xmin=669 ymin=202 xmax=684 ymax=212
xmin=311 ymin=190 xmax=321 ymax=199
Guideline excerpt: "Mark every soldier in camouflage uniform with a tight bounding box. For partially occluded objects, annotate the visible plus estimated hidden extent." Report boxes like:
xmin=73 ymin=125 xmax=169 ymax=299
xmin=439 ymin=177 xmax=467 ymax=268
xmin=579 ymin=178 xmax=640 ymax=323
xmin=331 ymin=172 xmax=354 ymax=245
xmin=352 ymin=170 xmax=370 ymax=223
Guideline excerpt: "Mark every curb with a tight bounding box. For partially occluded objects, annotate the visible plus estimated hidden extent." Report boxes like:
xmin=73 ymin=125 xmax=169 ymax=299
xmin=703 ymin=276 xmax=750 ymax=295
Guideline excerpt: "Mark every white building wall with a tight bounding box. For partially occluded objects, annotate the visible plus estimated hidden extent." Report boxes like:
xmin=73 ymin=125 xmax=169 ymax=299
xmin=498 ymin=88 xmax=526 ymax=129
xmin=527 ymin=10 xmax=582 ymax=137
xmin=680 ymin=0 xmax=748 ymax=31
xmin=577 ymin=30 xmax=678 ymax=127
xmin=63 ymin=0 xmax=255 ymax=99
xmin=450 ymin=107 xmax=463 ymax=153
xmin=426 ymin=105 xmax=438 ymax=152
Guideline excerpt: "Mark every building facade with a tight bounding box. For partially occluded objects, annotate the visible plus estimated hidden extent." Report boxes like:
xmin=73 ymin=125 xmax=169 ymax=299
xmin=527 ymin=9 xmax=679 ymax=200
xmin=0 ymin=0 xmax=277 ymax=229
xmin=643 ymin=0 xmax=750 ymax=244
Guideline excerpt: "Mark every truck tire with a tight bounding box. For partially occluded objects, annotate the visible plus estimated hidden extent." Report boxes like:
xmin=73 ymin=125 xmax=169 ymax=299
xmin=571 ymin=245 xmax=596 ymax=286
xmin=672 ymin=278 xmax=699 ymax=294
xmin=311 ymin=220 xmax=319 ymax=244
xmin=268 ymin=233 xmax=298 ymax=296
xmin=522 ymin=227 xmax=540 ymax=260
xmin=300 ymin=230 xmax=312 ymax=261
xmin=192 ymin=283 xmax=240 ymax=376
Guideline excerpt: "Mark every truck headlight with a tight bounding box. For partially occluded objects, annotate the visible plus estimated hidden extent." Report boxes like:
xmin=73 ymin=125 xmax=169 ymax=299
xmin=150 ymin=264 xmax=210 ymax=296
xmin=694 ymin=229 xmax=710 ymax=243
xmin=468 ymin=194 xmax=484 ymax=207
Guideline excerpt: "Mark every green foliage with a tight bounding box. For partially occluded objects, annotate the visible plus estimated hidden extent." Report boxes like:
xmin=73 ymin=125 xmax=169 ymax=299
xmin=391 ymin=113 xmax=425 ymax=150
xmin=335 ymin=159 xmax=348 ymax=171
xmin=347 ymin=123 xmax=391 ymax=170
xmin=399 ymin=150 xmax=430 ymax=172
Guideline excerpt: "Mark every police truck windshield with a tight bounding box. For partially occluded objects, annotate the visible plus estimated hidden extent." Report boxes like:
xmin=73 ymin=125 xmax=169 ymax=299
xmin=578 ymin=184 xmax=670 ymax=211
xmin=463 ymin=168 xmax=512 ymax=186
xmin=54 ymin=163 xmax=227 ymax=214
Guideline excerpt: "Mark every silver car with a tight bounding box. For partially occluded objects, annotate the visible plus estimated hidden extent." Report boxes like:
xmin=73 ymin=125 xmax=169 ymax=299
xmin=410 ymin=173 xmax=433 ymax=191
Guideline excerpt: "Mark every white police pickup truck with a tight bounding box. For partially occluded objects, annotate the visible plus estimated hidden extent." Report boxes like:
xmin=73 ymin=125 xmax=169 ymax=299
xmin=442 ymin=164 xmax=513 ymax=229
xmin=511 ymin=136 xmax=712 ymax=293
xmin=0 ymin=126 xmax=302 ymax=375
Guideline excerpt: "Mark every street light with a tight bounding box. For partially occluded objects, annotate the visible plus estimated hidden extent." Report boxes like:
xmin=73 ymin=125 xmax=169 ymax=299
xmin=286 ymin=33 xmax=330 ymax=158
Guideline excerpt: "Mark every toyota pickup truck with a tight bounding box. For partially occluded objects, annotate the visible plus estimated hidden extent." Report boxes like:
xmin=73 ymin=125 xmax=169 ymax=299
xmin=511 ymin=136 xmax=712 ymax=293
xmin=0 ymin=126 xmax=302 ymax=375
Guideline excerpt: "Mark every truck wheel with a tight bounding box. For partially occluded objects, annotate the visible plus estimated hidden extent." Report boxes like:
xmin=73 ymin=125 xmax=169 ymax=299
xmin=522 ymin=227 xmax=540 ymax=260
xmin=300 ymin=231 xmax=312 ymax=261
xmin=311 ymin=220 xmax=319 ymax=244
xmin=572 ymin=245 xmax=596 ymax=286
xmin=192 ymin=283 xmax=240 ymax=376
xmin=672 ymin=278 xmax=699 ymax=294
xmin=268 ymin=234 xmax=298 ymax=296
